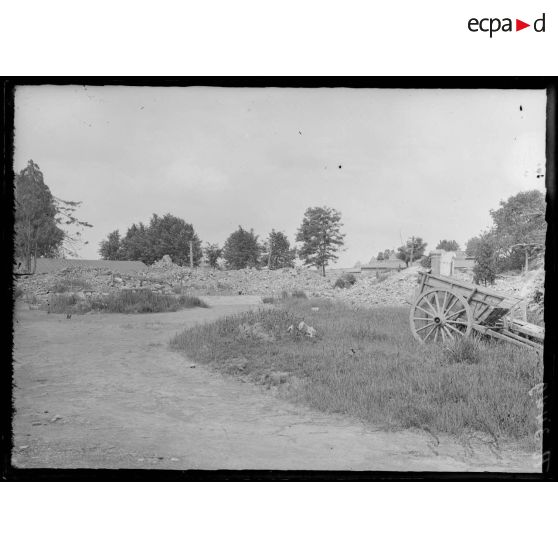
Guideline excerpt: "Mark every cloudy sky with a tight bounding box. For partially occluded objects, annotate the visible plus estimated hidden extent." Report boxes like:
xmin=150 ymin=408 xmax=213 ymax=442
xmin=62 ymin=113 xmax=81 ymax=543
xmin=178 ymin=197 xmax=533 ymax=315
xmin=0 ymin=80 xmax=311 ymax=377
xmin=14 ymin=85 xmax=547 ymax=268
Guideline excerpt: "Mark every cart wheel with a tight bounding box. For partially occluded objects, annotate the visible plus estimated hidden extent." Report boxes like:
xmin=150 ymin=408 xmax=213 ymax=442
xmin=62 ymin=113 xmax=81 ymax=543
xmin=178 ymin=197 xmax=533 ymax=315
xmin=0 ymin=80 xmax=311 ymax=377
xmin=410 ymin=288 xmax=473 ymax=344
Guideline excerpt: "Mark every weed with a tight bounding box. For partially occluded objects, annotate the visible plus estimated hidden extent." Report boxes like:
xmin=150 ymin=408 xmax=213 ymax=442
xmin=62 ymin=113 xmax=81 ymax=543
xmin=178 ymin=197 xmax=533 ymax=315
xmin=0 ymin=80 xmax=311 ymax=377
xmin=444 ymin=337 xmax=482 ymax=364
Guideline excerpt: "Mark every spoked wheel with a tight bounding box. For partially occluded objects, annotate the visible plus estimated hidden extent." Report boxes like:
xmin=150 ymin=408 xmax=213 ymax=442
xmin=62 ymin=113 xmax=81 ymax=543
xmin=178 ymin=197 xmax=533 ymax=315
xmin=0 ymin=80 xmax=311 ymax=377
xmin=410 ymin=288 xmax=473 ymax=344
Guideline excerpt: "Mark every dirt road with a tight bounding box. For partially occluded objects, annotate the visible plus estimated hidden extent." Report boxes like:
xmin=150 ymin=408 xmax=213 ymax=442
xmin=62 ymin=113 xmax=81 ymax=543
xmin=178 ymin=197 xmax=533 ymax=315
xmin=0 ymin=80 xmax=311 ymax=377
xmin=12 ymin=297 xmax=538 ymax=471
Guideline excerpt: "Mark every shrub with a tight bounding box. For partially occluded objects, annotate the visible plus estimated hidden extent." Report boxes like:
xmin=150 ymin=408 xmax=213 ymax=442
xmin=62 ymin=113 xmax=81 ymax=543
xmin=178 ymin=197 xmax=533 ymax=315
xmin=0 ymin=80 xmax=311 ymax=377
xmin=334 ymin=273 xmax=356 ymax=289
xmin=420 ymin=255 xmax=432 ymax=269
xmin=262 ymin=296 xmax=275 ymax=304
xmin=291 ymin=290 xmax=308 ymax=299
xmin=474 ymin=236 xmax=497 ymax=286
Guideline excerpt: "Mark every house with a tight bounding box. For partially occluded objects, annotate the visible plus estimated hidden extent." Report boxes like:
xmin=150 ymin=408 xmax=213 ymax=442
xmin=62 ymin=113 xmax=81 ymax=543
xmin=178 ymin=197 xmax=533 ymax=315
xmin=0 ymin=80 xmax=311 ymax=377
xmin=430 ymin=250 xmax=475 ymax=276
xmin=361 ymin=254 xmax=404 ymax=274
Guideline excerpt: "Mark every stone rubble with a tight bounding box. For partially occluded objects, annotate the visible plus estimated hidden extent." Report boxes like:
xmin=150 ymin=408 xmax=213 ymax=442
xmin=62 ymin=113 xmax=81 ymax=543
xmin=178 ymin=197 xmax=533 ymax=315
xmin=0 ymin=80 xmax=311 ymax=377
xmin=14 ymin=255 xmax=544 ymax=315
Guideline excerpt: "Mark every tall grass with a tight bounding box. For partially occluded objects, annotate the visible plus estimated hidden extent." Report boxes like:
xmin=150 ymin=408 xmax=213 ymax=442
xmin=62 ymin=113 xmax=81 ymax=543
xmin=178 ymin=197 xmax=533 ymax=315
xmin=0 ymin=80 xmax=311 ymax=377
xmin=52 ymin=277 xmax=92 ymax=293
xmin=170 ymin=298 xmax=542 ymax=448
xmin=45 ymin=290 xmax=208 ymax=314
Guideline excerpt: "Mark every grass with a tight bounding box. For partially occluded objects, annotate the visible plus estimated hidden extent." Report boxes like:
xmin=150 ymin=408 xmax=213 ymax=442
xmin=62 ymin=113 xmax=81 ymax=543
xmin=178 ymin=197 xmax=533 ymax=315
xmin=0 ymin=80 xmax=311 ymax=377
xmin=170 ymin=297 xmax=543 ymax=449
xmin=51 ymin=277 xmax=92 ymax=293
xmin=44 ymin=290 xmax=208 ymax=314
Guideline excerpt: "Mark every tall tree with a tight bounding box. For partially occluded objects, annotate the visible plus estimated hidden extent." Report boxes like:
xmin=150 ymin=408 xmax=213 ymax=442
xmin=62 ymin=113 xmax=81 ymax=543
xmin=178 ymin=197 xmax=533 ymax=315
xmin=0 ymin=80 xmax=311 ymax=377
xmin=436 ymin=239 xmax=460 ymax=252
xmin=223 ymin=226 xmax=261 ymax=269
xmin=15 ymin=160 xmax=91 ymax=272
xmin=264 ymin=230 xmax=296 ymax=269
xmin=489 ymin=190 xmax=546 ymax=272
xmin=296 ymin=206 xmax=345 ymax=276
xmin=396 ymin=237 xmax=427 ymax=267
xmin=147 ymin=213 xmax=202 ymax=266
xmin=99 ymin=230 xmax=122 ymax=260
xmin=119 ymin=223 xmax=152 ymax=263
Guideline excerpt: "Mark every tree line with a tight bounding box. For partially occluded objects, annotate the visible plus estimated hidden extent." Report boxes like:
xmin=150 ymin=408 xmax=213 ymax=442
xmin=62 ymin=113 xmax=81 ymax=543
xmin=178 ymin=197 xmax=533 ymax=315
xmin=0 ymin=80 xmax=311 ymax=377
xmin=15 ymin=161 xmax=545 ymax=282
xmin=100 ymin=206 xmax=346 ymax=276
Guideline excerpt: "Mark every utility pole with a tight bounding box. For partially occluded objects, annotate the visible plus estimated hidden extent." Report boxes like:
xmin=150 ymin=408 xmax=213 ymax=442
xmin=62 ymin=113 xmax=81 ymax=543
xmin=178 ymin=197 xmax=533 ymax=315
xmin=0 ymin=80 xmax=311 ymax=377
xmin=189 ymin=240 xmax=194 ymax=268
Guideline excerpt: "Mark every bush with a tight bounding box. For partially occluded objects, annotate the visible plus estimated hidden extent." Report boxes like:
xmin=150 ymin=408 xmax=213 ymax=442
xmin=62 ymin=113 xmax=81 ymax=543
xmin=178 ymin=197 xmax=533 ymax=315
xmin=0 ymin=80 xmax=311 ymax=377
xmin=420 ymin=255 xmax=432 ymax=269
xmin=291 ymin=290 xmax=308 ymax=299
xmin=473 ymin=236 xmax=497 ymax=286
xmin=334 ymin=273 xmax=357 ymax=289
xmin=262 ymin=296 xmax=276 ymax=304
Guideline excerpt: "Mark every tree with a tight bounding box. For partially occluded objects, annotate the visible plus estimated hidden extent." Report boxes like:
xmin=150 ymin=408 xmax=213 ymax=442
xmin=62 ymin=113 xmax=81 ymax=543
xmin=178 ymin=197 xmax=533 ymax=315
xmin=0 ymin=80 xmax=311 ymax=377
xmin=99 ymin=230 xmax=122 ymax=260
xmin=264 ymin=230 xmax=296 ymax=269
xmin=223 ymin=226 xmax=261 ymax=269
xmin=489 ymin=190 xmax=546 ymax=272
xmin=473 ymin=234 xmax=497 ymax=286
xmin=119 ymin=223 xmax=152 ymax=263
xmin=14 ymin=160 xmax=91 ymax=272
xmin=376 ymin=251 xmax=384 ymax=261
xmin=396 ymin=237 xmax=427 ymax=267
xmin=296 ymin=206 xmax=345 ymax=276
xmin=147 ymin=213 xmax=202 ymax=266
xmin=111 ymin=214 xmax=202 ymax=265
xmin=436 ymin=239 xmax=460 ymax=252
xmin=204 ymin=243 xmax=222 ymax=268
xmin=466 ymin=235 xmax=482 ymax=258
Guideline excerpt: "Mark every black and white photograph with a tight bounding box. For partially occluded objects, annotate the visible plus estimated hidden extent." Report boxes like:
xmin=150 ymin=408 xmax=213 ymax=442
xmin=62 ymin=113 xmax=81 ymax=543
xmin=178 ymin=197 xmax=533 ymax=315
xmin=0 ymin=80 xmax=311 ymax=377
xmin=8 ymin=83 xmax=550 ymax=474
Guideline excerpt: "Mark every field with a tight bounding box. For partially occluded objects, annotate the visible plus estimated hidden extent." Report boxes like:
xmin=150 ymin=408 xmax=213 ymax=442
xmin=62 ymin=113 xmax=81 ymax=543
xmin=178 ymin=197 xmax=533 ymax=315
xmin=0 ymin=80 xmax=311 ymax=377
xmin=171 ymin=297 xmax=543 ymax=450
xmin=13 ymin=296 xmax=540 ymax=471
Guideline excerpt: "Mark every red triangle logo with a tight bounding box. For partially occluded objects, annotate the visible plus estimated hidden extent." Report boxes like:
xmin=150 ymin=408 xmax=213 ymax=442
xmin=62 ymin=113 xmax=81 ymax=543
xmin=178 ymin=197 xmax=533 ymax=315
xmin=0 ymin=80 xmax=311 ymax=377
xmin=516 ymin=19 xmax=530 ymax=31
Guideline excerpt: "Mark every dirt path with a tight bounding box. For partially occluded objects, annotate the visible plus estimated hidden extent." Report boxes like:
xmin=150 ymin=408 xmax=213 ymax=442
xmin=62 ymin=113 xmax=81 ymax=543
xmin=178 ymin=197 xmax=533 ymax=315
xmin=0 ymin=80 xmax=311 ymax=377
xmin=12 ymin=297 xmax=538 ymax=471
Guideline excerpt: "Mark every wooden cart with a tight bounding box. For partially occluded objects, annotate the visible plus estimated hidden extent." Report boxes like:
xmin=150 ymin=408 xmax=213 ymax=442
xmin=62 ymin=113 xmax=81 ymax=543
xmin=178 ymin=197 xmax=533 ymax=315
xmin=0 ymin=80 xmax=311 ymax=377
xmin=410 ymin=271 xmax=544 ymax=351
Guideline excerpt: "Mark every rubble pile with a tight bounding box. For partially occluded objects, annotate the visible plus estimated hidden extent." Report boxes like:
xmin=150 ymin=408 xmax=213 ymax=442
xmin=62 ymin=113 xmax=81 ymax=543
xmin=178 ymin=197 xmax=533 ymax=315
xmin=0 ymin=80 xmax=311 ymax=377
xmin=334 ymin=267 xmax=420 ymax=307
xmin=14 ymin=254 xmax=545 ymax=315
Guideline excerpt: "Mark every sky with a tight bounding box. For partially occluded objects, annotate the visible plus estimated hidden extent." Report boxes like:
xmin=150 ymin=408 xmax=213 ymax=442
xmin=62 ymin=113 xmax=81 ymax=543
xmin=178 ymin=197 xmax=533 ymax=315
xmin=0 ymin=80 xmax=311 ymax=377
xmin=13 ymin=86 xmax=547 ymax=268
